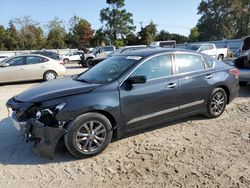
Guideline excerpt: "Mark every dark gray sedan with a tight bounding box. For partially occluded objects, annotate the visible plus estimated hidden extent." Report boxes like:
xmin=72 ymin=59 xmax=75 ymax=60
xmin=6 ymin=48 xmax=239 ymax=159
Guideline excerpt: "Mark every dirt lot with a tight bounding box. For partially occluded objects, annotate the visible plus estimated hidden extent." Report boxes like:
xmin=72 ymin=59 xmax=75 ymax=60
xmin=0 ymin=64 xmax=249 ymax=188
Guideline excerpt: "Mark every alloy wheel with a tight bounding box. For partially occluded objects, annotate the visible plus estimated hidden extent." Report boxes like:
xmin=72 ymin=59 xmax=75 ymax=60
xmin=45 ymin=72 xmax=56 ymax=81
xmin=210 ymin=91 xmax=226 ymax=116
xmin=75 ymin=120 xmax=107 ymax=153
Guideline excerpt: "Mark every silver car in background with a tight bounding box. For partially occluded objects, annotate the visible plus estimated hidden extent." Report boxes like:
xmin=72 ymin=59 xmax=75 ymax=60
xmin=0 ymin=54 xmax=66 ymax=83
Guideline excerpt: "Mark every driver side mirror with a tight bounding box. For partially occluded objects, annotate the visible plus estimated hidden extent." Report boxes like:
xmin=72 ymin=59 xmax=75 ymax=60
xmin=0 ymin=63 xmax=9 ymax=67
xmin=127 ymin=75 xmax=147 ymax=84
xmin=122 ymin=75 xmax=147 ymax=91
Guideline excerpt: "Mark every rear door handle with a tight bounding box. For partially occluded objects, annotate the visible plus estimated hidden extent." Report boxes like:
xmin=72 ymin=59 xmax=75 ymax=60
xmin=166 ymin=83 xmax=176 ymax=88
xmin=205 ymin=74 xmax=213 ymax=79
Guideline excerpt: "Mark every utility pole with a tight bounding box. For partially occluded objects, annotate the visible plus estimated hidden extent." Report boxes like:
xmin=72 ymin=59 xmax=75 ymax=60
xmin=139 ymin=21 xmax=143 ymax=30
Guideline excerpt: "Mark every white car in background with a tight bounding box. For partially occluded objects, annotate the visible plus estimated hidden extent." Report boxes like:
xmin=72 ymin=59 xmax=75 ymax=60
xmin=0 ymin=54 xmax=66 ymax=83
xmin=0 ymin=55 xmax=9 ymax=62
xmin=187 ymin=43 xmax=228 ymax=60
xmin=62 ymin=51 xmax=84 ymax=64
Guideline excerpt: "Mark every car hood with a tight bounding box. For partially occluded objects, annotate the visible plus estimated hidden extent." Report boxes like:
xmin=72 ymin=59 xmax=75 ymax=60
xmin=14 ymin=77 xmax=100 ymax=103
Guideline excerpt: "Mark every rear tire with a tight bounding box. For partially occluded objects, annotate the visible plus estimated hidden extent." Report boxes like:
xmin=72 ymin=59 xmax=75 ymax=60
xmin=64 ymin=113 xmax=113 ymax=158
xmin=218 ymin=55 xmax=224 ymax=61
xmin=86 ymin=59 xmax=93 ymax=68
xmin=205 ymin=88 xmax=227 ymax=118
xmin=43 ymin=71 xmax=57 ymax=81
xmin=63 ymin=58 xmax=69 ymax=64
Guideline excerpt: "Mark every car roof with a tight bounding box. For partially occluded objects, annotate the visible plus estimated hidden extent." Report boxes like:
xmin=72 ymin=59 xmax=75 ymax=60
xmin=116 ymin=48 xmax=199 ymax=58
xmin=7 ymin=54 xmax=52 ymax=59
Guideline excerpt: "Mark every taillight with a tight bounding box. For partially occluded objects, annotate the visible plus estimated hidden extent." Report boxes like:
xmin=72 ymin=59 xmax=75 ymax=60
xmin=230 ymin=68 xmax=239 ymax=79
xmin=59 ymin=61 xmax=65 ymax=66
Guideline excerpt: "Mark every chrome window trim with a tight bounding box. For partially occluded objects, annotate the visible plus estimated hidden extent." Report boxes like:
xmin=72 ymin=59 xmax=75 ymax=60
xmin=119 ymin=51 xmax=215 ymax=86
xmin=119 ymin=52 xmax=174 ymax=86
xmin=173 ymin=52 xmax=215 ymax=76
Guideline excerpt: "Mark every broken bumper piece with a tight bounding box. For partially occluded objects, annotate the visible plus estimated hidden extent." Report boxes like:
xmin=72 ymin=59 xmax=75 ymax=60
xmin=10 ymin=113 xmax=66 ymax=159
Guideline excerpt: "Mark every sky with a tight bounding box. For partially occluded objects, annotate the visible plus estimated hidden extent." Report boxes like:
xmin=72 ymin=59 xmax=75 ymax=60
xmin=0 ymin=0 xmax=201 ymax=36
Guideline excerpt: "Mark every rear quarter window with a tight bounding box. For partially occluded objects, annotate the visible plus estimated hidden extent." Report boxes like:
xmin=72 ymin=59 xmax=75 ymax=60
xmin=204 ymin=57 xmax=214 ymax=68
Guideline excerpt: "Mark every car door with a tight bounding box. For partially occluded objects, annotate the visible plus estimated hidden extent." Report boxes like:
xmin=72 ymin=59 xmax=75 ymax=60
xmin=0 ymin=56 xmax=26 ymax=83
xmin=71 ymin=52 xmax=80 ymax=61
xmin=24 ymin=56 xmax=48 ymax=80
xmin=119 ymin=53 xmax=179 ymax=129
xmin=175 ymin=53 xmax=213 ymax=114
xmin=205 ymin=44 xmax=217 ymax=58
xmin=97 ymin=47 xmax=113 ymax=58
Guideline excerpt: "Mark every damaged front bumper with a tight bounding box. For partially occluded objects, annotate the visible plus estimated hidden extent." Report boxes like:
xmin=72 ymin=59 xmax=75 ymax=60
xmin=10 ymin=112 xmax=66 ymax=159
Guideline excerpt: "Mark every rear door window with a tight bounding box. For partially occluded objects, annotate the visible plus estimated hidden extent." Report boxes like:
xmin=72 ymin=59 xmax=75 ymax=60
xmin=27 ymin=56 xmax=44 ymax=64
xmin=176 ymin=54 xmax=205 ymax=74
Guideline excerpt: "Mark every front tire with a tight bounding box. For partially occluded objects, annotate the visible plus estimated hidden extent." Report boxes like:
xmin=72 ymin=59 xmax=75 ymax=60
xmin=64 ymin=113 xmax=113 ymax=158
xmin=205 ymin=88 xmax=227 ymax=118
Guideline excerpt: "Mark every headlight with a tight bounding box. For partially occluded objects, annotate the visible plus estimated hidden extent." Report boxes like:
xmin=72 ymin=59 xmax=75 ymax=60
xmin=55 ymin=103 xmax=66 ymax=110
xmin=35 ymin=102 xmax=66 ymax=120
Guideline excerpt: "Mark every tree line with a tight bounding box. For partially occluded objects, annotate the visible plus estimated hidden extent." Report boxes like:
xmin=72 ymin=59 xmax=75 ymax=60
xmin=0 ymin=0 xmax=249 ymax=51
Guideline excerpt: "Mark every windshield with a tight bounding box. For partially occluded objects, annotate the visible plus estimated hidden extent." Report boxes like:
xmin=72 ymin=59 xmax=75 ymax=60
xmin=92 ymin=47 xmax=100 ymax=54
xmin=186 ymin=45 xmax=201 ymax=51
xmin=75 ymin=56 xmax=140 ymax=83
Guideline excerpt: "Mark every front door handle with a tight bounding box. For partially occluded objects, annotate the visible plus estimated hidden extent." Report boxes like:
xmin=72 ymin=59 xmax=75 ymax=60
xmin=205 ymin=74 xmax=213 ymax=79
xmin=166 ymin=83 xmax=176 ymax=88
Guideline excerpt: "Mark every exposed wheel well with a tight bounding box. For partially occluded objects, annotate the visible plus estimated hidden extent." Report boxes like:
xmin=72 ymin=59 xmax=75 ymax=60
xmin=218 ymin=54 xmax=224 ymax=60
xmin=86 ymin=57 xmax=94 ymax=61
xmin=216 ymin=85 xmax=230 ymax=104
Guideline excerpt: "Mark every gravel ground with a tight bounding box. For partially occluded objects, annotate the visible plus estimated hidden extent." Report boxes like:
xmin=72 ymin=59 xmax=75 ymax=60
xmin=0 ymin=64 xmax=249 ymax=187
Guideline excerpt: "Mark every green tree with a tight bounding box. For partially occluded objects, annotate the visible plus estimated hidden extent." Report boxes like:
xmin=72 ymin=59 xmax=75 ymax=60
xmin=188 ymin=27 xmax=200 ymax=42
xmin=138 ymin=21 xmax=157 ymax=45
xmin=100 ymin=0 xmax=136 ymax=43
xmin=0 ymin=25 xmax=7 ymax=50
xmin=155 ymin=30 xmax=171 ymax=41
xmin=66 ymin=16 xmax=94 ymax=48
xmin=170 ymin=33 xmax=188 ymax=43
xmin=91 ymin=28 xmax=108 ymax=46
xmin=12 ymin=16 xmax=46 ymax=50
xmin=125 ymin=33 xmax=139 ymax=45
xmin=46 ymin=17 xmax=66 ymax=49
xmin=197 ymin=0 xmax=250 ymax=41
xmin=4 ymin=21 xmax=19 ymax=50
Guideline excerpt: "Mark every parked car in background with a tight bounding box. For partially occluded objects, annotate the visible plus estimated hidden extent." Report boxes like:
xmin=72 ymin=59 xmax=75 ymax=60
xmin=88 ymin=45 xmax=148 ymax=67
xmin=6 ymin=48 xmax=239 ymax=158
xmin=78 ymin=46 xmax=116 ymax=67
xmin=224 ymin=37 xmax=250 ymax=86
xmin=150 ymin=40 xmax=176 ymax=48
xmin=0 ymin=54 xmax=66 ymax=83
xmin=228 ymin=50 xmax=250 ymax=86
xmin=0 ymin=55 xmax=9 ymax=62
xmin=62 ymin=51 xmax=84 ymax=64
xmin=186 ymin=43 xmax=228 ymax=61
xmin=31 ymin=50 xmax=60 ymax=60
